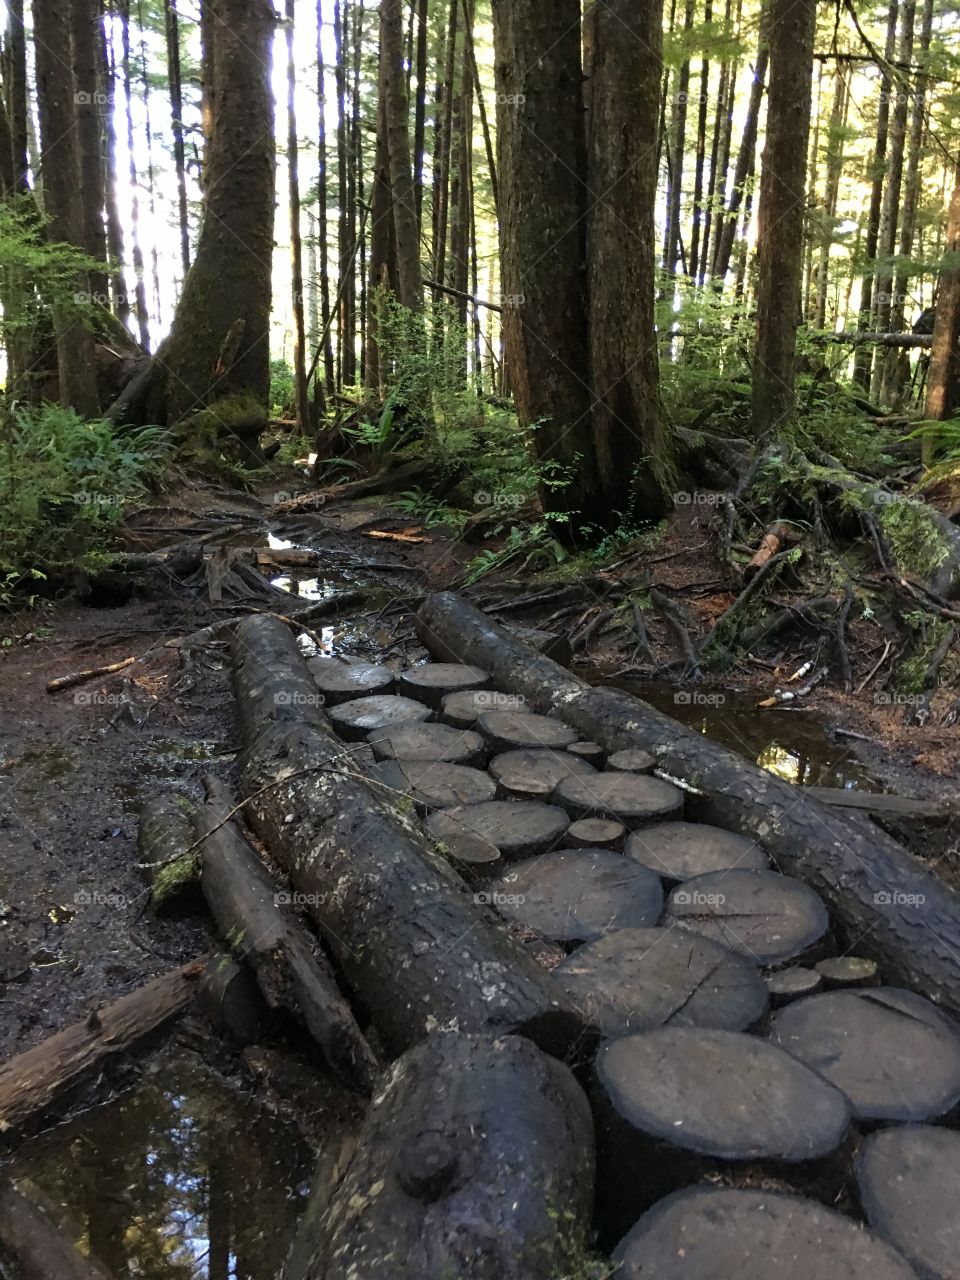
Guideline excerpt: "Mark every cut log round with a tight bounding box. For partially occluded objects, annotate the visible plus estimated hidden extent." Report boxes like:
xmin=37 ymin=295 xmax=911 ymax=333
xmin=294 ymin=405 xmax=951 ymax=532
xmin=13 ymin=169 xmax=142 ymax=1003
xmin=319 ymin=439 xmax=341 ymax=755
xmin=606 ymin=747 xmax=656 ymax=774
xmin=770 ymin=988 xmax=960 ymax=1123
xmin=398 ymin=661 xmax=490 ymax=708
xmin=857 ymin=1125 xmax=960 ymax=1280
xmin=476 ymin=709 xmax=579 ymax=754
xmin=626 ymin=821 xmax=767 ymax=883
xmin=766 ymin=966 xmax=824 ymax=1006
xmin=566 ymin=817 xmax=626 ymax=850
xmin=815 ymin=956 xmax=879 ymax=989
xmin=612 ymin=1187 xmax=920 ymax=1280
xmin=291 ymin=1034 xmax=595 ymax=1280
xmin=195 ymin=953 xmax=272 ymax=1046
xmin=553 ymin=771 xmax=685 ymax=829
xmin=439 ymin=687 xmax=521 ymax=729
xmin=667 ymin=869 xmax=830 ymax=966
xmin=368 ymin=721 xmax=486 ymax=767
xmin=594 ymin=1028 xmax=852 ymax=1239
xmin=489 ymin=850 xmax=664 ymax=946
xmin=233 ymin=616 xmax=587 ymax=1057
xmin=567 ymin=740 xmax=607 ymax=767
xmin=415 ymin=593 xmax=960 ymax=1021
xmin=371 ymin=759 xmax=496 ymax=811
xmin=307 ymin=656 xmax=395 ymax=705
xmin=438 ymin=831 xmax=503 ymax=882
xmin=489 ymin=747 xmax=596 ymax=800
xmin=427 ymin=800 xmax=569 ymax=860
xmin=555 ymin=926 xmax=769 ymax=1038
xmin=328 ymin=694 xmax=431 ymax=741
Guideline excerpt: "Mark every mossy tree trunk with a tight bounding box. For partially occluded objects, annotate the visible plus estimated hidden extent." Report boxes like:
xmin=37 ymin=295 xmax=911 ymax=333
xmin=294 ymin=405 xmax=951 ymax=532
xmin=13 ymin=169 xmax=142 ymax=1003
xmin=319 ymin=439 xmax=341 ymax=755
xmin=124 ymin=0 xmax=276 ymax=432
xmin=924 ymin=172 xmax=960 ymax=447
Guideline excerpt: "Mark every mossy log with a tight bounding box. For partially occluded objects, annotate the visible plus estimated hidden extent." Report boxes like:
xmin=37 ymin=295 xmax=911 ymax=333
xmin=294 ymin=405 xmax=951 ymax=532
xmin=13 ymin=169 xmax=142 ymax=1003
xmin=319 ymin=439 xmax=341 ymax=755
xmin=136 ymin=793 xmax=201 ymax=915
xmin=416 ymin=592 xmax=960 ymax=1020
xmin=286 ymin=1033 xmax=595 ymax=1280
xmin=232 ymin=615 xmax=588 ymax=1058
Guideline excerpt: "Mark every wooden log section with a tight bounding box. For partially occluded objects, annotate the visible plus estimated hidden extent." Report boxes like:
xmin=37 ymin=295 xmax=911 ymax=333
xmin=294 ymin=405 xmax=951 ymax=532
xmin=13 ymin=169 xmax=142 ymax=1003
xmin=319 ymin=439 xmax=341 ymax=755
xmin=368 ymin=721 xmax=486 ymax=767
xmin=815 ymin=956 xmax=879 ymax=988
xmin=476 ymin=709 xmax=579 ymax=753
xmin=490 ymin=850 xmax=663 ymax=946
xmin=194 ymin=775 xmax=379 ymax=1095
xmin=136 ymin=792 xmax=201 ymax=915
xmin=594 ymin=1028 xmax=853 ymax=1243
xmin=307 ymin=656 xmax=395 ymax=705
xmin=766 ymin=966 xmax=824 ymax=1006
xmin=440 ymin=687 xmax=522 ymax=729
xmin=857 ymin=1125 xmax=960 ymax=1280
xmin=489 ymin=747 xmax=596 ymax=800
xmin=553 ymin=770 xmax=685 ymax=829
xmin=195 ymin=952 xmax=273 ymax=1046
xmin=567 ymin=740 xmax=607 ymax=767
xmin=398 ymin=661 xmax=490 ymax=708
xmin=566 ymin=817 xmax=626 ymax=850
xmin=0 ymin=959 xmax=204 ymax=1143
xmin=427 ymin=799 xmax=569 ymax=860
xmin=327 ymin=694 xmax=431 ymax=742
xmin=770 ymin=988 xmax=960 ymax=1123
xmin=666 ymin=869 xmax=830 ymax=966
xmin=612 ymin=1187 xmax=921 ymax=1280
xmin=416 ymin=592 xmax=960 ymax=1018
xmin=626 ymin=821 xmax=768 ymax=883
xmin=370 ymin=759 xmax=496 ymax=812
xmin=289 ymin=1034 xmax=595 ymax=1280
xmin=606 ymin=748 xmax=656 ymax=774
xmin=232 ymin=615 xmax=589 ymax=1058
xmin=0 ymin=1182 xmax=116 ymax=1280
xmin=555 ymin=927 xmax=769 ymax=1039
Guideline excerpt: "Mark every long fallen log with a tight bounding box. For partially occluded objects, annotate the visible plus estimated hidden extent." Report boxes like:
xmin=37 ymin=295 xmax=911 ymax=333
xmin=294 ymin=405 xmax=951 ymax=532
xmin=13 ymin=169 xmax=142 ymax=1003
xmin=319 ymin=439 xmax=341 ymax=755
xmin=416 ymin=593 xmax=960 ymax=1019
xmin=0 ymin=1182 xmax=115 ymax=1280
xmin=0 ymin=959 xmax=204 ymax=1142
xmin=285 ymin=1033 xmax=595 ymax=1280
xmin=194 ymin=775 xmax=379 ymax=1095
xmin=232 ymin=615 xmax=588 ymax=1058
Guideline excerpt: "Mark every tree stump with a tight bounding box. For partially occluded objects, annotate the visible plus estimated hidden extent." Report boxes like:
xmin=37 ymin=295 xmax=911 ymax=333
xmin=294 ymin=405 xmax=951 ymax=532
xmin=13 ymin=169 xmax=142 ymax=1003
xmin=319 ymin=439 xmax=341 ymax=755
xmin=556 ymin=926 xmax=769 ymax=1038
xmin=307 ymin=656 xmax=395 ymax=705
xmin=371 ymin=760 xmax=496 ymax=812
xmin=489 ymin=850 xmax=664 ymax=946
xmin=857 ymin=1125 xmax=960 ymax=1280
xmin=770 ymin=988 xmax=960 ymax=1122
xmin=594 ymin=1028 xmax=853 ymax=1241
xmin=612 ymin=1187 xmax=920 ymax=1280
xmin=553 ymin=771 xmax=685 ymax=828
xmin=489 ymin=747 xmax=596 ymax=800
xmin=766 ymin=967 xmax=823 ymax=1006
xmin=476 ymin=709 xmax=579 ymax=753
xmin=606 ymin=747 xmax=656 ymax=774
xmin=667 ymin=869 xmax=830 ymax=965
xmin=328 ymin=694 xmax=431 ymax=741
xmin=626 ymin=821 xmax=767 ymax=883
xmin=440 ymin=688 xmax=517 ymax=729
xmin=567 ymin=741 xmax=607 ymax=767
xmin=398 ymin=662 xmax=490 ymax=709
xmin=368 ymin=722 xmax=486 ymax=767
xmin=815 ymin=956 xmax=879 ymax=989
xmin=427 ymin=800 xmax=569 ymax=860
xmin=566 ymin=817 xmax=626 ymax=850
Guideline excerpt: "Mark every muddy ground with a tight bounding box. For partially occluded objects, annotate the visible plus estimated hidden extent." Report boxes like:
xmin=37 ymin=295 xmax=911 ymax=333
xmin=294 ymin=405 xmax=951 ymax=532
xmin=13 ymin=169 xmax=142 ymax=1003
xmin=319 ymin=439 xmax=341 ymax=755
xmin=0 ymin=472 xmax=957 ymax=1069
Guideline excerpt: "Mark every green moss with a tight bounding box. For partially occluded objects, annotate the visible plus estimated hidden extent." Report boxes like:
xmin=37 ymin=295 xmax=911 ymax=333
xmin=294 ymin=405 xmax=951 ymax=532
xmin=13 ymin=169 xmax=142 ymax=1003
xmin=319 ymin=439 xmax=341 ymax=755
xmin=878 ymin=499 xmax=951 ymax=581
xmin=151 ymin=853 xmax=200 ymax=913
xmin=894 ymin=617 xmax=952 ymax=694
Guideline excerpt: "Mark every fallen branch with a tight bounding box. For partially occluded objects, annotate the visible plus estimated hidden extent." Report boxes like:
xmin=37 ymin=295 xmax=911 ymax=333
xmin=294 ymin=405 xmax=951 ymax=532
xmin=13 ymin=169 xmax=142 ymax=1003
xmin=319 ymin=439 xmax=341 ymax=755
xmin=46 ymin=657 xmax=136 ymax=694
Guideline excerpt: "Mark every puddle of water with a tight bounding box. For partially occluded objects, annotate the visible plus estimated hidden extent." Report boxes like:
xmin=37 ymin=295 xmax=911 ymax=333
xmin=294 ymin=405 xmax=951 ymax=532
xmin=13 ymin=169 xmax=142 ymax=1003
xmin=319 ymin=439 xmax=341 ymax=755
xmin=10 ymin=1057 xmax=313 ymax=1279
xmin=269 ymin=576 xmax=342 ymax=603
xmin=602 ymin=678 xmax=879 ymax=791
xmin=146 ymin=739 xmax=229 ymax=763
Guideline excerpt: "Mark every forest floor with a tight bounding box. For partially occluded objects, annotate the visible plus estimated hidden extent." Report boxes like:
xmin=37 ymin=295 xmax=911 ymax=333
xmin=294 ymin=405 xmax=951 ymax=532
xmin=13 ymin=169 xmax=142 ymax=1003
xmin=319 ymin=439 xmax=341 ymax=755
xmin=1 ymin=466 xmax=958 ymax=1070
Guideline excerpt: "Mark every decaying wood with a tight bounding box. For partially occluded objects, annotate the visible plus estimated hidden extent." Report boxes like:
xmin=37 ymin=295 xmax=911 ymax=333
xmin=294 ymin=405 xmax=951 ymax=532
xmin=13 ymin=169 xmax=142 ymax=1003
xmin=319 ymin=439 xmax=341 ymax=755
xmin=0 ymin=1182 xmax=115 ymax=1280
xmin=232 ymin=615 xmax=589 ymax=1058
xmin=194 ymin=775 xmax=379 ymax=1095
xmin=805 ymin=787 xmax=958 ymax=820
xmin=744 ymin=522 xmax=795 ymax=581
xmin=0 ymin=959 xmax=204 ymax=1142
xmin=416 ymin=592 xmax=960 ymax=1019
xmin=46 ymin=656 xmax=136 ymax=694
xmin=287 ymin=1034 xmax=594 ymax=1280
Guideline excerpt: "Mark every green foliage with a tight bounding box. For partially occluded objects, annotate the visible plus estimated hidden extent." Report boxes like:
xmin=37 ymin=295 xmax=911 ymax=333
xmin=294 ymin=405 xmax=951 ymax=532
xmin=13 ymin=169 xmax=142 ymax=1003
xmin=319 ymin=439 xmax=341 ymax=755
xmin=877 ymin=496 xmax=950 ymax=580
xmin=460 ymin=523 xmax=569 ymax=585
xmin=0 ymin=403 xmax=169 ymax=591
xmin=391 ymin=487 xmax=470 ymax=533
xmin=269 ymin=358 xmax=296 ymax=419
xmin=341 ymin=393 xmax=421 ymax=465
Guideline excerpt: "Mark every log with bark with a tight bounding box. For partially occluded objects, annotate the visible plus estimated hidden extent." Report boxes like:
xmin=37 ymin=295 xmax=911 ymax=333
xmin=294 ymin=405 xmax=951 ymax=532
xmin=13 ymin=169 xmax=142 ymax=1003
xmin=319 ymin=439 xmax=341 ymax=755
xmin=194 ymin=775 xmax=379 ymax=1095
xmin=0 ymin=959 xmax=205 ymax=1142
xmin=231 ymin=615 xmax=589 ymax=1058
xmin=416 ymin=592 xmax=960 ymax=1019
xmin=0 ymin=1182 xmax=115 ymax=1280
xmin=285 ymin=1033 xmax=595 ymax=1280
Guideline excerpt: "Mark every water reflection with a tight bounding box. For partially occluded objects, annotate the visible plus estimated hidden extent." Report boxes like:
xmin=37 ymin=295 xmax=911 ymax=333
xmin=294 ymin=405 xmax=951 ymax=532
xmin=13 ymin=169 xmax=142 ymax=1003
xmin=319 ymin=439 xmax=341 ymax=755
xmin=11 ymin=1057 xmax=312 ymax=1279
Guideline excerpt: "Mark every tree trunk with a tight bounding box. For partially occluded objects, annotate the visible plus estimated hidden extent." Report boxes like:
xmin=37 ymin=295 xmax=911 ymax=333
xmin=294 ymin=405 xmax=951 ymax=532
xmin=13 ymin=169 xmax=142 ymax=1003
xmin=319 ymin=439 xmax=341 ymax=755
xmin=285 ymin=0 xmax=311 ymax=433
xmin=491 ymin=0 xmax=602 ymax=529
xmin=751 ymin=0 xmax=817 ymax=436
xmin=924 ymin=172 xmax=960 ymax=433
xmin=131 ymin=0 xmax=276 ymax=427
xmin=97 ymin=0 xmax=129 ymax=325
xmin=412 ymin=0 xmax=429 ymax=227
xmin=164 ymin=0 xmax=191 ymax=280
xmin=814 ymin=71 xmax=848 ymax=330
xmin=119 ymin=0 xmax=150 ymax=348
xmin=586 ymin=0 xmax=673 ymax=525
xmin=662 ymin=0 xmax=695 ymax=278
xmin=689 ymin=0 xmax=712 ymax=280
xmin=71 ymin=0 xmax=108 ymax=302
xmin=381 ymin=0 xmax=423 ymax=311
xmin=365 ymin=43 xmax=398 ymax=391
xmin=316 ymin=0 xmax=335 ymax=394
xmin=33 ymin=0 xmax=100 ymax=415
